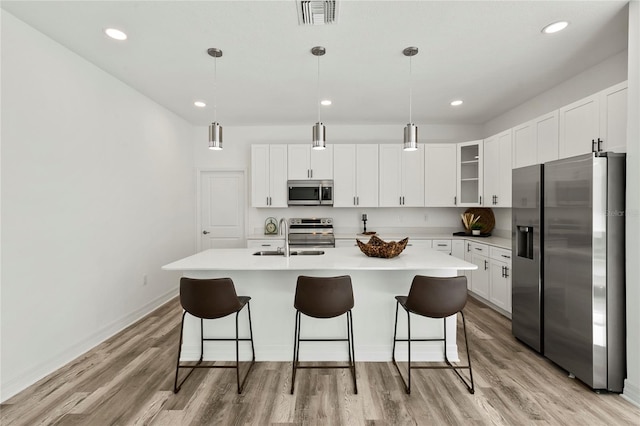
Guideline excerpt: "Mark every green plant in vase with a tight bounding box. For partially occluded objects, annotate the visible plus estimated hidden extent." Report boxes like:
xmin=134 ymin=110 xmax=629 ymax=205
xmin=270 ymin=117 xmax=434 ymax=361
xmin=470 ymin=222 xmax=483 ymax=235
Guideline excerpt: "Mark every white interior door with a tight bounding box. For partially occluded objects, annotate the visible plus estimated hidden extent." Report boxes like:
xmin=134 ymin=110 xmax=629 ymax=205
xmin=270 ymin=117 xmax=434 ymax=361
xmin=199 ymin=170 xmax=245 ymax=250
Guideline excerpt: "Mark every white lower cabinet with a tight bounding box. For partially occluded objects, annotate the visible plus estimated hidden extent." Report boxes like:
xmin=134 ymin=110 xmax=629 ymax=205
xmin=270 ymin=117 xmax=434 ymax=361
xmin=489 ymin=247 xmax=512 ymax=313
xmin=469 ymin=243 xmax=490 ymax=299
xmin=451 ymin=240 xmax=465 ymax=260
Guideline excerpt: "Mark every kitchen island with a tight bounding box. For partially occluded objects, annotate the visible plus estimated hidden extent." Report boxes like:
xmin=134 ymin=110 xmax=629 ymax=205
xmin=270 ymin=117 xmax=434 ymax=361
xmin=162 ymin=246 xmax=477 ymax=362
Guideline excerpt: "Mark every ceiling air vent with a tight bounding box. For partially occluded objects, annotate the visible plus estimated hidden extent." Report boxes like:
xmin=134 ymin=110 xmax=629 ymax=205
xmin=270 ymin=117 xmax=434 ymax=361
xmin=297 ymin=1 xmax=338 ymax=25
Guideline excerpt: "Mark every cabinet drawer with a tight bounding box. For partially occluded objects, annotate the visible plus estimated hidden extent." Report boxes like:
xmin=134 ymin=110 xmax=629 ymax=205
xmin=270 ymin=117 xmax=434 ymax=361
xmin=470 ymin=243 xmax=489 ymax=256
xmin=432 ymin=240 xmax=451 ymax=251
xmin=490 ymin=247 xmax=512 ymax=263
xmin=247 ymin=240 xmax=280 ymax=249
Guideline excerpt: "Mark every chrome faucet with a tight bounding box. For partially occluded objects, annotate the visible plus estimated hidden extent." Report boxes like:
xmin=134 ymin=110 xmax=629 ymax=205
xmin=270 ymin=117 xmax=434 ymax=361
xmin=279 ymin=217 xmax=290 ymax=257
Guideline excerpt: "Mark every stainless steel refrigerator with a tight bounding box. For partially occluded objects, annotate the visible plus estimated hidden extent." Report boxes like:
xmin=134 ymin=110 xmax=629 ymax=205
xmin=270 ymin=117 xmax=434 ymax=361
xmin=543 ymin=152 xmax=625 ymax=392
xmin=512 ymin=165 xmax=544 ymax=353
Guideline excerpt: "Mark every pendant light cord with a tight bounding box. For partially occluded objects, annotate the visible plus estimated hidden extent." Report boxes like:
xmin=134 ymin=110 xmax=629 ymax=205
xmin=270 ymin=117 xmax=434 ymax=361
xmin=409 ymin=55 xmax=412 ymax=124
xmin=213 ymin=55 xmax=218 ymax=123
xmin=317 ymin=53 xmax=321 ymax=123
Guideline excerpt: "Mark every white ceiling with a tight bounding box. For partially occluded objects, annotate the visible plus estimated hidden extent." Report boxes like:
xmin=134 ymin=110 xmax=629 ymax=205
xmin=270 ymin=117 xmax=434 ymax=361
xmin=1 ymin=1 xmax=629 ymax=127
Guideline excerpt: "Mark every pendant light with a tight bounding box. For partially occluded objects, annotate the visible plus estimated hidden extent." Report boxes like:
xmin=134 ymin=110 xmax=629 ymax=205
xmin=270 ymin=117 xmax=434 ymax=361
xmin=311 ymin=46 xmax=326 ymax=150
xmin=403 ymin=46 xmax=418 ymax=151
xmin=207 ymin=47 xmax=223 ymax=150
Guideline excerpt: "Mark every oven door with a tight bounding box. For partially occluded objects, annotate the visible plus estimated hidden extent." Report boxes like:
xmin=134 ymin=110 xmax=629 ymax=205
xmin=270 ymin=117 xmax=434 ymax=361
xmin=287 ymin=181 xmax=321 ymax=206
xmin=289 ymin=233 xmax=336 ymax=248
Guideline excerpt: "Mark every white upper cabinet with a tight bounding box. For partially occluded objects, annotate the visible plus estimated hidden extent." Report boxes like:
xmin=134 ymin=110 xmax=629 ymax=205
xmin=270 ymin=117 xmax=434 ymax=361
xmin=425 ymin=144 xmax=457 ymax=207
xmin=599 ymin=81 xmax=627 ymax=153
xmin=483 ymin=130 xmax=512 ymax=207
xmin=535 ymin=111 xmax=559 ymax=164
xmin=559 ymin=81 xmax=627 ymax=158
xmin=456 ymin=140 xmax=483 ymax=207
xmin=512 ymin=121 xmax=535 ymax=168
xmin=251 ymin=144 xmax=288 ymax=207
xmin=333 ymin=144 xmax=379 ymax=207
xmin=287 ymin=145 xmax=333 ymax=180
xmin=379 ymin=144 xmax=425 ymax=207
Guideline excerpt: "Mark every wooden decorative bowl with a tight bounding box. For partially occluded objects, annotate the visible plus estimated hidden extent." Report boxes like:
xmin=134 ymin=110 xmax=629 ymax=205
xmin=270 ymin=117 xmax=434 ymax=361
xmin=356 ymin=235 xmax=409 ymax=258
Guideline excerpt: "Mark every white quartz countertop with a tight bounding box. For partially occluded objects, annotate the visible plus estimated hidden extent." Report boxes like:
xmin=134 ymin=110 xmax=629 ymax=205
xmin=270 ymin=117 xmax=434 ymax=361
xmin=162 ymin=246 xmax=478 ymax=272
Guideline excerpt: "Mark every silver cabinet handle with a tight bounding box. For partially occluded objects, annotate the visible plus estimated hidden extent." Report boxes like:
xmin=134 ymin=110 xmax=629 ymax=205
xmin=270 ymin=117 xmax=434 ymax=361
xmin=480 ymin=195 xmax=482 ymax=204
xmin=504 ymin=267 xmax=509 ymax=278
xmin=501 ymin=254 xmax=511 ymax=259
xmin=454 ymin=195 xmax=457 ymax=205
xmin=467 ymin=243 xmax=470 ymax=252
xmin=310 ymin=169 xmax=313 ymax=178
xmin=484 ymin=260 xmax=488 ymax=270
xmin=475 ymin=247 xmax=482 ymax=251
xmin=437 ymin=244 xmax=447 ymax=247
xmin=357 ymin=196 xmax=359 ymax=205
xmin=353 ymin=196 xmax=356 ymax=205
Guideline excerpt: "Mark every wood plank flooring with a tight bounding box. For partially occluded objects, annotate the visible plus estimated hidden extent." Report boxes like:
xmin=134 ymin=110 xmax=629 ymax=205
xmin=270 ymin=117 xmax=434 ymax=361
xmin=2 ymin=296 xmax=639 ymax=425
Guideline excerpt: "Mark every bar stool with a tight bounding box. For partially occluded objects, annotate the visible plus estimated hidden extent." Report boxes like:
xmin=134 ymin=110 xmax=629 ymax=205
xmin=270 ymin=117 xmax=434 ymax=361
xmin=392 ymin=275 xmax=474 ymax=394
xmin=291 ymin=275 xmax=357 ymax=394
xmin=173 ymin=277 xmax=255 ymax=394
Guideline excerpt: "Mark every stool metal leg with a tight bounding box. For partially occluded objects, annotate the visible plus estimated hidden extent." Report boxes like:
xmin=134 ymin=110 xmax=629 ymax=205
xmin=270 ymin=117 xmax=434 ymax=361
xmin=291 ymin=310 xmax=301 ymax=394
xmin=235 ymin=302 xmax=256 ymax=394
xmin=174 ymin=311 xmax=203 ymax=393
xmin=347 ymin=310 xmax=358 ymax=394
xmin=443 ymin=312 xmax=475 ymax=394
xmin=392 ymin=301 xmax=411 ymax=394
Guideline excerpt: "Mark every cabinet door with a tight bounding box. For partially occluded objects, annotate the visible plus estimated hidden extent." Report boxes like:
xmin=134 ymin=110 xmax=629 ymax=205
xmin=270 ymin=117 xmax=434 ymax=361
xmin=535 ymin=111 xmax=559 ymax=164
xmin=333 ymin=144 xmax=357 ymax=207
xmin=379 ymin=144 xmax=402 ymax=206
xmin=251 ymin=145 xmax=270 ymax=207
xmin=287 ymin=145 xmax=311 ymax=179
xmin=489 ymin=259 xmax=511 ymax=313
xmin=497 ymin=130 xmax=512 ymax=207
xmin=471 ymin=253 xmax=490 ymax=299
xmin=269 ymin=145 xmax=288 ymax=207
xmin=483 ymin=134 xmax=500 ymax=206
xmin=425 ymin=144 xmax=457 ymax=206
xmin=463 ymin=241 xmax=473 ymax=288
xmin=513 ymin=121 xmax=535 ymax=168
xmin=559 ymin=93 xmax=599 ymax=159
xmin=451 ymin=240 xmax=465 ymax=260
xmin=401 ymin=145 xmax=425 ymax=206
xmin=310 ymin=145 xmax=334 ymax=179
xmin=599 ymin=81 xmax=627 ymax=153
xmin=356 ymin=144 xmax=379 ymax=207
xmin=457 ymin=140 xmax=483 ymax=206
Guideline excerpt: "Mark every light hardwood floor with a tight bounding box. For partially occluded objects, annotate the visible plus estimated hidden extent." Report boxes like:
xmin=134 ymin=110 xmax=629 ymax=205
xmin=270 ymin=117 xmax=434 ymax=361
xmin=1 ymin=296 xmax=639 ymax=425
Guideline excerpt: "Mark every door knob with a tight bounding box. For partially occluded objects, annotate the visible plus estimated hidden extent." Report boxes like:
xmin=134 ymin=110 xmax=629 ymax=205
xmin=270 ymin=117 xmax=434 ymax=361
xmin=202 ymin=230 xmax=210 ymax=235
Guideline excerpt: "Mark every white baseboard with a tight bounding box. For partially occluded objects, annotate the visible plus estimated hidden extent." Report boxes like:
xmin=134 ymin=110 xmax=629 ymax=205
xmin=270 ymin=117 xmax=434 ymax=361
xmin=622 ymin=379 xmax=640 ymax=408
xmin=0 ymin=288 xmax=178 ymax=403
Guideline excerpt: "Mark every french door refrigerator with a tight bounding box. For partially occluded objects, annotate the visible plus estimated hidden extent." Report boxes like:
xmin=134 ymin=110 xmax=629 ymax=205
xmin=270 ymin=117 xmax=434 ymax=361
xmin=543 ymin=152 xmax=625 ymax=392
xmin=512 ymin=164 xmax=544 ymax=353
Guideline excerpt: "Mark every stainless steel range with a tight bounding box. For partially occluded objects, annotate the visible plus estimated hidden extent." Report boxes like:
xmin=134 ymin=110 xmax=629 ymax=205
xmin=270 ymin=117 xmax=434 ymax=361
xmin=288 ymin=217 xmax=335 ymax=248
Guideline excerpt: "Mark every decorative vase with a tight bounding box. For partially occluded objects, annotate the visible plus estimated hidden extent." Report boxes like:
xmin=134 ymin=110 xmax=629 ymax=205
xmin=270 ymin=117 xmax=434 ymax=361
xmin=472 ymin=229 xmax=481 ymax=236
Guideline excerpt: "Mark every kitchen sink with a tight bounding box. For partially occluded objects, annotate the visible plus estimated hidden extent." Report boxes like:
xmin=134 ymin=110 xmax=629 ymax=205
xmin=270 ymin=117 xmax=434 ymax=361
xmin=252 ymin=250 xmax=325 ymax=256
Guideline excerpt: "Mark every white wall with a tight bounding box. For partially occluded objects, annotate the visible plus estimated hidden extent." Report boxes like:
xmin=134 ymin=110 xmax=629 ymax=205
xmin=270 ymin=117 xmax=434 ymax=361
xmin=483 ymin=49 xmax=628 ymax=137
xmin=0 ymin=12 xmax=196 ymax=401
xmin=624 ymin=0 xmax=640 ymax=408
xmin=191 ymin=123 xmax=506 ymax=235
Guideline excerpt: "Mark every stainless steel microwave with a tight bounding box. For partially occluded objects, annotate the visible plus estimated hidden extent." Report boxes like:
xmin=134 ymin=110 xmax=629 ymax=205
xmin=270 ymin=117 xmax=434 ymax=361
xmin=287 ymin=180 xmax=333 ymax=206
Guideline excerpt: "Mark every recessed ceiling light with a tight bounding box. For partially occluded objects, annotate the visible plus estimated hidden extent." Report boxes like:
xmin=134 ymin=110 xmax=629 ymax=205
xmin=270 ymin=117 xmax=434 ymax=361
xmin=321 ymin=100 xmax=332 ymax=106
xmin=450 ymin=100 xmax=463 ymax=106
xmin=194 ymin=101 xmax=207 ymax=108
xmin=542 ymin=21 xmax=569 ymax=34
xmin=105 ymin=28 xmax=127 ymax=41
